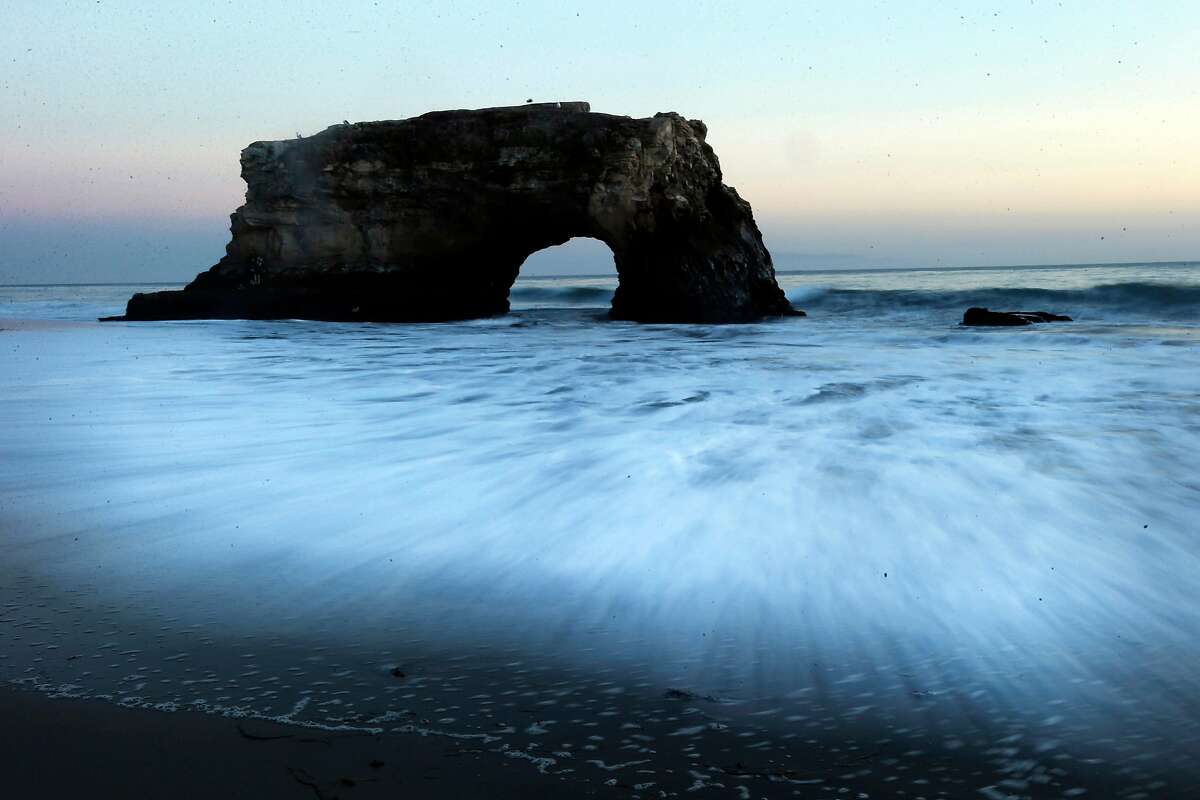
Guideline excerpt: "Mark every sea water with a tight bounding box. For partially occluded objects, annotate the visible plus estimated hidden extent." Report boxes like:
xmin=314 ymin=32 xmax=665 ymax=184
xmin=1 ymin=262 xmax=1198 ymax=795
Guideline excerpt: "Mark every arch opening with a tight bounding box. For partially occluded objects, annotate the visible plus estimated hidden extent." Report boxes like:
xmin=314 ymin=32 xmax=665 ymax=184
xmin=519 ymin=237 xmax=615 ymax=278
xmin=510 ymin=237 xmax=618 ymax=312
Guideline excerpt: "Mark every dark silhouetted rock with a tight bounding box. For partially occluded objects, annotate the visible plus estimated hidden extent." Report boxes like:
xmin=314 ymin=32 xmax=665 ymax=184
xmin=962 ymin=307 xmax=1073 ymax=326
xmin=111 ymin=102 xmax=799 ymax=324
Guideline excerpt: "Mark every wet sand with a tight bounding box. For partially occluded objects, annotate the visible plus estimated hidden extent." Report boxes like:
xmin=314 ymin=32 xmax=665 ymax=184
xmin=7 ymin=682 xmax=1196 ymax=799
xmin=0 ymin=685 xmax=586 ymax=799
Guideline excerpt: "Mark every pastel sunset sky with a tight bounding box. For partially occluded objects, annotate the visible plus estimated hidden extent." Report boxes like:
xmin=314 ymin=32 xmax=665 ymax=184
xmin=2 ymin=0 xmax=1197 ymax=281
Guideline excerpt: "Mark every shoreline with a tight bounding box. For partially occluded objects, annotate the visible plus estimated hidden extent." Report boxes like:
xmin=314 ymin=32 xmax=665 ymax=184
xmin=6 ymin=682 xmax=1196 ymax=798
xmin=0 ymin=684 xmax=588 ymax=799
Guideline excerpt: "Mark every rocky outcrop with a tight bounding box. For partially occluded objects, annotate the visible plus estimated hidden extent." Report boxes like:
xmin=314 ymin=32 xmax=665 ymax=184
xmin=115 ymin=102 xmax=798 ymax=324
xmin=961 ymin=307 xmax=1073 ymax=326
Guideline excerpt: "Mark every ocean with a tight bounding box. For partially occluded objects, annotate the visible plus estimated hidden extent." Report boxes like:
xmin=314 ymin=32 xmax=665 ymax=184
xmin=2 ymin=261 xmax=1199 ymax=796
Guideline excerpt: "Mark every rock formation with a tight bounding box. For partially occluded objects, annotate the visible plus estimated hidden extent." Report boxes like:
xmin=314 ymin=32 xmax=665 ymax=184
xmin=115 ymin=102 xmax=798 ymax=324
xmin=961 ymin=308 xmax=1073 ymax=326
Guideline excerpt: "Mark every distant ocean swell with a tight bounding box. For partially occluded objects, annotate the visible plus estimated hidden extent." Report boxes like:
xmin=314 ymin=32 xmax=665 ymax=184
xmin=788 ymin=281 xmax=1200 ymax=320
xmin=508 ymin=281 xmax=1200 ymax=320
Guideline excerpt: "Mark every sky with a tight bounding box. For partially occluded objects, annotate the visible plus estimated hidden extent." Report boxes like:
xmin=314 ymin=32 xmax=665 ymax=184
xmin=1 ymin=0 xmax=1198 ymax=282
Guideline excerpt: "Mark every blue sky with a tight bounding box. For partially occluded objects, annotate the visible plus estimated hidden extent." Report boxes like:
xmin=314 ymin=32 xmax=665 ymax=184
xmin=2 ymin=0 xmax=1198 ymax=281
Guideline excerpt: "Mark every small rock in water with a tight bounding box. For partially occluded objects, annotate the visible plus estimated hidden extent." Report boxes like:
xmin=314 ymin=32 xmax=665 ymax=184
xmin=961 ymin=307 xmax=1073 ymax=326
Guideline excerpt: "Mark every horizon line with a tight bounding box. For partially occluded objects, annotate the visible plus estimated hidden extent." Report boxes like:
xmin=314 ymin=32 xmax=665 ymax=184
xmin=1 ymin=258 xmax=1196 ymax=288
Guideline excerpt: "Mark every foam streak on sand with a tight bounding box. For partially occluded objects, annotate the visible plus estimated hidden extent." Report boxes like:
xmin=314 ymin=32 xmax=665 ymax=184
xmin=1 ymin=262 xmax=1199 ymax=795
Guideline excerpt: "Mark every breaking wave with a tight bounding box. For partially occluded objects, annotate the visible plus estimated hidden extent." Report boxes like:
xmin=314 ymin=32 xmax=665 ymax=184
xmin=787 ymin=281 xmax=1200 ymax=320
xmin=506 ymin=278 xmax=1200 ymax=321
xmin=508 ymin=285 xmax=614 ymax=306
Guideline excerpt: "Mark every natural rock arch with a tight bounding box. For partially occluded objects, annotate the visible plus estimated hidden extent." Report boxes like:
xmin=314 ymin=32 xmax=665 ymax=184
xmin=119 ymin=102 xmax=798 ymax=324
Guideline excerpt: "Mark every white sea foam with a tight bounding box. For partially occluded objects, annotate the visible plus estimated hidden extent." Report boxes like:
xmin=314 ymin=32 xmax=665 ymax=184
xmin=1 ymin=263 xmax=1199 ymax=777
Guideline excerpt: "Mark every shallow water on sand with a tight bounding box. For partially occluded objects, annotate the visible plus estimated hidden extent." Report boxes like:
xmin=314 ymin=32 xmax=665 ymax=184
xmin=2 ymin=264 xmax=1199 ymax=796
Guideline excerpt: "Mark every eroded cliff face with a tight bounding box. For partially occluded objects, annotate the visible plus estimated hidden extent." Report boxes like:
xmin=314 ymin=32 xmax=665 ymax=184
xmin=121 ymin=102 xmax=798 ymax=323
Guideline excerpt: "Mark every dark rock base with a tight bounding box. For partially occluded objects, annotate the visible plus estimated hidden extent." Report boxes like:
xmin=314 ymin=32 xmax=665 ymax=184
xmin=112 ymin=280 xmax=509 ymax=324
xmin=109 ymin=285 xmax=804 ymax=324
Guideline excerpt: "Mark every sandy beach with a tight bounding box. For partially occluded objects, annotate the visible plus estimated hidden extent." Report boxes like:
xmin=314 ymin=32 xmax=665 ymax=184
xmin=1 ymin=685 xmax=588 ymax=799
